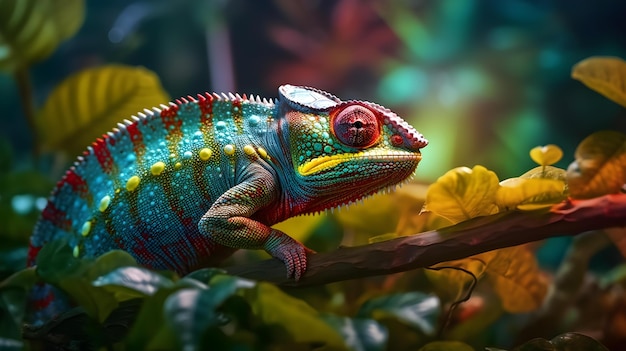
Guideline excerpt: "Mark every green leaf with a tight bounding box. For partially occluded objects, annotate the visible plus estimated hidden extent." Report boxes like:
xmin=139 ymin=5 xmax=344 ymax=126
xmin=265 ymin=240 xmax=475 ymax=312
xmin=550 ymin=332 xmax=608 ymax=350
xmin=239 ymin=281 xmax=346 ymax=349
xmin=0 ymin=269 xmax=36 ymax=339
xmin=321 ymin=315 xmax=388 ymax=351
xmin=566 ymin=131 xmax=626 ymax=199
xmin=358 ymin=292 xmax=441 ymax=336
xmin=418 ymin=341 xmax=475 ymax=351
xmin=93 ymin=266 xmax=174 ymax=299
xmin=184 ymin=268 xmax=227 ymax=284
xmin=36 ymin=239 xmax=84 ymax=281
xmin=425 ymin=165 xmax=500 ymax=224
xmin=37 ymin=65 xmax=170 ymax=155
xmin=124 ymin=287 xmax=183 ymax=350
xmin=0 ymin=0 xmax=85 ymax=72
xmin=0 ymin=338 xmax=23 ymax=351
xmin=508 ymin=332 xmax=609 ymax=351
xmin=572 ymin=56 xmax=626 ymax=108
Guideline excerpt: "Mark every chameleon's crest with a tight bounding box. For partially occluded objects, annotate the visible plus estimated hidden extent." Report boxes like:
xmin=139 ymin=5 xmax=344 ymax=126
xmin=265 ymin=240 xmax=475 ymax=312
xmin=279 ymin=85 xmax=340 ymax=111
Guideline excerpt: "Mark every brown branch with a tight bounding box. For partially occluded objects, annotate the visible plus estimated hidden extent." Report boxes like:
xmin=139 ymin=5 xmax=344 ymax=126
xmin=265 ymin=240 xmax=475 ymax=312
xmin=225 ymin=194 xmax=626 ymax=286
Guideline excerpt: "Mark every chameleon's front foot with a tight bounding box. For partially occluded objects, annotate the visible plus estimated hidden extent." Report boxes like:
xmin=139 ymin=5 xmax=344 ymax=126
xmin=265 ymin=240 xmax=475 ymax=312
xmin=264 ymin=230 xmax=315 ymax=280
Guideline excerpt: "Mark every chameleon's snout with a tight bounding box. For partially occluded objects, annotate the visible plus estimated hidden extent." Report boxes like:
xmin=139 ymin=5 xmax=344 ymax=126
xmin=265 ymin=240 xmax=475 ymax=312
xmin=385 ymin=116 xmax=428 ymax=152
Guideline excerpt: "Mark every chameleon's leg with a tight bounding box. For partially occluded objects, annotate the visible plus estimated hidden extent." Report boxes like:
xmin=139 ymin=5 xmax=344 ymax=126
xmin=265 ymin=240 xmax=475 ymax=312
xmin=198 ymin=168 xmax=312 ymax=280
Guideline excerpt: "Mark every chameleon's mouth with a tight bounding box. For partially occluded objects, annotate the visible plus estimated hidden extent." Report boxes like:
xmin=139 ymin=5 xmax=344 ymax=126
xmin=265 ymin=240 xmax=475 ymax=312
xmin=297 ymin=150 xmax=422 ymax=176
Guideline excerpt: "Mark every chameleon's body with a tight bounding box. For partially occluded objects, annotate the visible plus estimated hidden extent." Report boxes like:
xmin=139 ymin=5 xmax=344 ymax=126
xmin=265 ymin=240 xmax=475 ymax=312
xmin=27 ymin=85 xmax=427 ymax=325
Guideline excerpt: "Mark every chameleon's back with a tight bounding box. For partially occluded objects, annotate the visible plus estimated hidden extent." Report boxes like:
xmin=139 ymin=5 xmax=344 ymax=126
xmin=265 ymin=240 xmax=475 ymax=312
xmin=28 ymin=93 xmax=276 ymax=273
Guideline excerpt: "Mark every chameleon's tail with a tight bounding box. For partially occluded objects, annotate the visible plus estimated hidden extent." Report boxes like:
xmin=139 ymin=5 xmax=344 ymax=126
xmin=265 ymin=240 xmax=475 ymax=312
xmin=26 ymin=282 xmax=72 ymax=327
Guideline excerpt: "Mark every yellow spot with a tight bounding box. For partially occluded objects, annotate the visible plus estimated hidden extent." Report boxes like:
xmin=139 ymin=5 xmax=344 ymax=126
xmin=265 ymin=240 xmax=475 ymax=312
xmin=151 ymin=161 xmax=166 ymax=175
xmin=81 ymin=221 xmax=92 ymax=237
xmin=99 ymin=195 xmax=111 ymax=212
xmin=243 ymin=144 xmax=256 ymax=156
xmin=115 ymin=188 xmax=121 ymax=194
xmin=73 ymin=246 xmax=80 ymax=258
xmin=169 ymin=153 xmax=176 ymax=159
xmin=126 ymin=175 xmax=141 ymax=191
xmin=199 ymin=148 xmax=213 ymax=161
xmin=224 ymin=144 xmax=236 ymax=156
xmin=257 ymin=147 xmax=268 ymax=159
xmin=175 ymin=162 xmax=182 ymax=169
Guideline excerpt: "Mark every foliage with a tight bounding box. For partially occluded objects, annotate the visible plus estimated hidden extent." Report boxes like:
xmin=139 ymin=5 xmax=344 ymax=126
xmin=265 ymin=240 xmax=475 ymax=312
xmin=36 ymin=65 xmax=170 ymax=155
xmin=0 ymin=0 xmax=84 ymax=72
xmin=1 ymin=0 xmax=626 ymax=349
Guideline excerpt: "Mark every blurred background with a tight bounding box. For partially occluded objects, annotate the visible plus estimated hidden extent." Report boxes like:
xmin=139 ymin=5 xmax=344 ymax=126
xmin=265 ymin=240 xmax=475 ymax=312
xmin=1 ymin=1 xmax=626 ymax=347
xmin=1 ymin=0 xmax=626 ymax=181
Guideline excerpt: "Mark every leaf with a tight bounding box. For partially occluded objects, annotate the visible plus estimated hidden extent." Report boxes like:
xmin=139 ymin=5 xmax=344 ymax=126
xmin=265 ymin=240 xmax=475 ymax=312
xmin=424 ymin=253 xmax=493 ymax=302
xmin=238 ymin=281 xmax=346 ymax=348
xmin=124 ymin=287 xmax=182 ymax=350
xmin=571 ymin=56 xmax=626 ymax=107
xmin=424 ymin=166 xmax=500 ymax=224
xmin=566 ymin=131 xmax=626 ymax=199
xmin=321 ymin=315 xmax=387 ymax=351
xmin=496 ymin=178 xmax=566 ymax=211
xmin=35 ymin=239 xmax=84 ymax=281
xmin=508 ymin=332 xmax=609 ymax=351
xmin=520 ymin=165 xmax=567 ymax=181
xmin=530 ymin=145 xmax=563 ymax=166
xmin=164 ymin=289 xmax=227 ymax=350
xmin=418 ymin=341 xmax=475 ymax=351
xmin=357 ymin=292 xmax=440 ymax=336
xmin=486 ymin=246 xmax=548 ymax=313
xmin=604 ymin=227 xmax=626 ymax=258
xmin=0 ymin=0 xmax=84 ymax=72
xmin=37 ymin=65 xmax=170 ymax=155
xmin=550 ymin=332 xmax=609 ymax=351
xmin=93 ymin=266 xmax=174 ymax=299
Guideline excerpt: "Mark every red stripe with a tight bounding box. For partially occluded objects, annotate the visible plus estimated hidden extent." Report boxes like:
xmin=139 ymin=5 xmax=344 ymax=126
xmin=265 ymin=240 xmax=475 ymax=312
xmin=60 ymin=169 xmax=92 ymax=204
xmin=126 ymin=122 xmax=145 ymax=158
xmin=34 ymin=289 xmax=55 ymax=309
xmin=198 ymin=93 xmax=214 ymax=123
xmin=92 ymin=137 xmax=116 ymax=174
xmin=26 ymin=244 xmax=41 ymax=266
xmin=41 ymin=202 xmax=72 ymax=231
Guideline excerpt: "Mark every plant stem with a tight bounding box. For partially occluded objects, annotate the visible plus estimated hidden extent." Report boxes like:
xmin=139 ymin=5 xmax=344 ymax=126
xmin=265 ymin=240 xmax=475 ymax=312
xmin=14 ymin=66 xmax=39 ymax=159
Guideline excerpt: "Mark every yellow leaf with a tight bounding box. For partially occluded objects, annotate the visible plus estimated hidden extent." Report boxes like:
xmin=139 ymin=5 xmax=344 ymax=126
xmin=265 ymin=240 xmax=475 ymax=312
xmin=0 ymin=0 xmax=84 ymax=72
xmin=566 ymin=131 xmax=626 ymax=199
xmin=37 ymin=65 xmax=170 ymax=155
xmin=520 ymin=165 xmax=567 ymax=182
xmin=496 ymin=178 xmax=566 ymax=210
xmin=424 ymin=166 xmax=500 ymax=224
xmin=571 ymin=56 xmax=626 ymax=107
xmin=486 ymin=246 xmax=548 ymax=313
xmin=425 ymin=252 xmax=494 ymax=302
xmin=529 ymin=144 xmax=563 ymax=166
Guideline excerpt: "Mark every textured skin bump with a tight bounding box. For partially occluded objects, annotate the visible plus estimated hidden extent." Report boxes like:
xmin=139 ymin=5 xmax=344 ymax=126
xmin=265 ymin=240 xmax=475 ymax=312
xmin=27 ymin=85 xmax=427 ymax=325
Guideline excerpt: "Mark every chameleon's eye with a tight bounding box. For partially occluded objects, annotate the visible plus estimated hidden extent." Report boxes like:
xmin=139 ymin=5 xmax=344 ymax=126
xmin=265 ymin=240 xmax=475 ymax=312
xmin=332 ymin=105 xmax=380 ymax=148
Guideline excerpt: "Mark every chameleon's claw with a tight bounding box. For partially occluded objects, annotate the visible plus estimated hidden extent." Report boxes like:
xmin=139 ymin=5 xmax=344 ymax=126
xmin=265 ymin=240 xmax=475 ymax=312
xmin=265 ymin=231 xmax=313 ymax=281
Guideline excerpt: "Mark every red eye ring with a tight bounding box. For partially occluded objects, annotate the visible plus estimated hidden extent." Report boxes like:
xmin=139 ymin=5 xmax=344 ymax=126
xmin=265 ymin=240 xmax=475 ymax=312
xmin=332 ymin=104 xmax=381 ymax=148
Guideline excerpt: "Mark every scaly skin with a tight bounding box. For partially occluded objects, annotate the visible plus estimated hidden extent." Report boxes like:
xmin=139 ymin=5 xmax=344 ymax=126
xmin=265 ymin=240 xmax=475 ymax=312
xmin=26 ymin=85 xmax=428 ymax=325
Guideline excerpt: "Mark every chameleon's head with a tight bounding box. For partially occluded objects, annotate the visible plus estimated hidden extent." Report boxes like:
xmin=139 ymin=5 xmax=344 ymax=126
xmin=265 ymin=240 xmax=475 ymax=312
xmin=277 ymin=85 xmax=428 ymax=213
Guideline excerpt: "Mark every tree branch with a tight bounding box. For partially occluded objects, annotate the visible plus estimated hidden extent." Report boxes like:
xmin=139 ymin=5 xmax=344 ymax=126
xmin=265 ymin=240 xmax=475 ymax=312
xmin=225 ymin=194 xmax=626 ymax=286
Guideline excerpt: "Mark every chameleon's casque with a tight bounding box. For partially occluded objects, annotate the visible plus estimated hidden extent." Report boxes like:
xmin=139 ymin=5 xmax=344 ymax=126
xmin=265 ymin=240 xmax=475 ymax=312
xmin=27 ymin=85 xmax=427 ymax=324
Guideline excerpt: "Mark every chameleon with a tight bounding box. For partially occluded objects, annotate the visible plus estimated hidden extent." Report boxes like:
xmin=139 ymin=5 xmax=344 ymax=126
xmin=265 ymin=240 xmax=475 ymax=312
xmin=26 ymin=85 xmax=428 ymax=325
